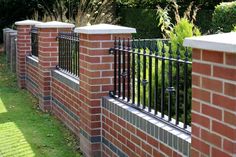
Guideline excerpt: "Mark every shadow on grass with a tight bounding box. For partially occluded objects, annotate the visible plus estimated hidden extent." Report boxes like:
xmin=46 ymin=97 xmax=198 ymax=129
xmin=0 ymin=53 xmax=81 ymax=157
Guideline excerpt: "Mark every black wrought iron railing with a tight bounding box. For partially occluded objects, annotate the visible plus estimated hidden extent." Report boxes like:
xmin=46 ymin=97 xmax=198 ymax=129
xmin=109 ymin=38 xmax=192 ymax=133
xmin=57 ymin=32 xmax=79 ymax=77
xmin=31 ymin=27 xmax=38 ymax=57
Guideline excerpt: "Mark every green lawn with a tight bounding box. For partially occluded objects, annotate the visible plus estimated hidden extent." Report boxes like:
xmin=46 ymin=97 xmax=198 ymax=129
xmin=0 ymin=53 xmax=81 ymax=157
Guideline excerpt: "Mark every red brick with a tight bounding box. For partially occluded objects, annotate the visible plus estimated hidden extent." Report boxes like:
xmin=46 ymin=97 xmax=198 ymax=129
xmin=192 ymin=49 xmax=202 ymax=60
xmin=192 ymin=137 xmax=210 ymax=155
xmin=88 ymin=34 xmax=111 ymax=40
xmin=201 ymin=128 xmax=222 ymax=147
xmin=192 ymin=62 xmax=211 ymax=75
xmin=136 ymin=129 xmax=146 ymax=141
xmin=117 ymin=133 xmax=126 ymax=144
xmin=226 ymin=53 xmax=236 ymax=66
xmin=202 ymin=77 xmax=223 ymax=93
xmin=212 ymin=147 xmax=231 ymax=157
xmin=122 ymin=128 xmax=130 ymax=139
xmin=153 ymin=148 xmax=165 ymax=157
xmin=212 ymin=120 xmax=236 ymax=140
xmin=224 ymin=111 xmax=236 ymax=126
xmin=191 ymin=148 xmax=200 ymax=157
xmin=202 ymin=50 xmax=224 ymax=63
xmin=192 ymin=100 xmax=201 ymax=112
xmin=192 ymin=74 xmax=200 ymax=86
xmin=224 ymin=82 xmax=236 ymax=97
xmin=192 ymin=87 xmax=211 ymax=102
xmin=223 ymin=138 xmax=236 ymax=154
xmin=192 ymin=112 xmax=210 ymax=129
xmin=214 ymin=66 xmax=236 ymax=81
xmin=147 ymin=135 xmax=159 ymax=148
xmin=127 ymin=140 xmax=136 ymax=150
xmin=160 ymin=143 xmax=172 ymax=157
xmin=213 ymin=94 xmax=236 ymax=111
xmin=131 ymin=134 xmax=141 ymax=146
xmin=202 ymin=104 xmax=222 ymax=120
xmin=192 ymin=124 xmax=200 ymax=137
xmin=142 ymin=141 xmax=152 ymax=155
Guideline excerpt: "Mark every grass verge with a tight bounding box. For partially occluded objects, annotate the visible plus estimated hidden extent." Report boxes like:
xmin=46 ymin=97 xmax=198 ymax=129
xmin=0 ymin=53 xmax=81 ymax=157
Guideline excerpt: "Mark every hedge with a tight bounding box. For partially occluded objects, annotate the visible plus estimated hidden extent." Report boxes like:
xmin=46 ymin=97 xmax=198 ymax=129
xmin=212 ymin=2 xmax=236 ymax=32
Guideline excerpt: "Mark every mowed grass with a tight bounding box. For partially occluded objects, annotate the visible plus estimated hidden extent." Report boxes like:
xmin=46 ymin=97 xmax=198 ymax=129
xmin=0 ymin=53 xmax=81 ymax=157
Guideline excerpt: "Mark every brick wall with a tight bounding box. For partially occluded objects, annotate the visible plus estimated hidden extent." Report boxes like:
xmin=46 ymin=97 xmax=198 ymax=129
xmin=51 ymin=70 xmax=80 ymax=135
xmin=15 ymin=21 xmax=236 ymax=157
xmin=102 ymin=97 xmax=191 ymax=157
xmin=184 ymin=33 xmax=236 ymax=157
xmin=25 ymin=56 xmax=39 ymax=98
xmin=191 ymin=49 xmax=236 ymax=157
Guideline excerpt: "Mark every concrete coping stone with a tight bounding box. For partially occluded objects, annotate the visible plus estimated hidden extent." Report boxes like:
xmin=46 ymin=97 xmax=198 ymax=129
xmin=74 ymin=23 xmax=136 ymax=34
xmin=35 ymin=21 xmax=75 ymax=28
xmin=15 ymin=20 xmax=43 ymax=26
xmin=184 ymin=32 xmax=236 ymax=53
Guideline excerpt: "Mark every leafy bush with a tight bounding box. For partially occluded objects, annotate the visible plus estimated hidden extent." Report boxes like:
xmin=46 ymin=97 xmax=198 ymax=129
xmin=212 ymin=2 xmax=236 ymax=32
xmin=170 ymin=18 xmax=201 ymax=55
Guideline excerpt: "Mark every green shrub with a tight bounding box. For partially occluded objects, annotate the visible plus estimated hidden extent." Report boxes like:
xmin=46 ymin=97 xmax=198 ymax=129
xmin=170 ymin=18 xmax=201 ymax=56
xmin=212 ymin=2 xmax=236 ymax=32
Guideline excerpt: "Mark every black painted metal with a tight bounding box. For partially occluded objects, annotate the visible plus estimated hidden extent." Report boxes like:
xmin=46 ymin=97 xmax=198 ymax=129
xmin=109 ymin=38 xmax=192 ymax=133
xmin=57 ymin=32 xmax=79 ymax=77
xmin=31 ymin=27 xmax=38 ymax=57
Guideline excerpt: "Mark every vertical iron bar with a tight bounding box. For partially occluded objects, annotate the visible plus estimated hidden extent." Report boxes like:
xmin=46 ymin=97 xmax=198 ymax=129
xmin=148 ymin=43 xmax=152 ymax=112
xmin=70 ymin=33 xmax=72 ymax=73
xmin=184 ymin=48 xmax=188 ymax=129
xmin=114 ymin=37 xmax=117 ymax=96
xmin=132 ymin=40 xmax=136 ymax=104
xmin=168 ymin=43 xmax=173 ymax=122
xmin=127 ymin=38 xmax=131 ymax=102
xmin=66 ymin=34 xmax=68 ymax=71
xmin=143 ymin=41 xmax=147 ymax=109
xmin=161 ymin=42 xmax=166 ymax=118
xmin=118 ymin=38 xmax=121 ymax=98
xmin=137 ymin=40 xmax=141 ymax=107
xmin=59 ymin=34 xmax=61 ymax=68
xmin=175 ymin=45 xmax=180 ymax=125
xmin=122 ymin=38 xmax=126 ymax=100
xmin=154 ymin=45 xmax=159 ymax=115
xmin=77 ymin=34 xmax=79 ymax=77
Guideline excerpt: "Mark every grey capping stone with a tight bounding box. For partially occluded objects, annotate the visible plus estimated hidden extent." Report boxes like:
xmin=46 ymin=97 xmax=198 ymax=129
xmin=26 ymin=56 xmax=38 ymax=67
xmin=52 ymin=70 xmax=79 ymax=91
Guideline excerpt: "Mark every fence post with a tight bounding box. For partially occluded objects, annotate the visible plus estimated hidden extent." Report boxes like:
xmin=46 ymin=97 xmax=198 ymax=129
xmin=10 ymin=31 xmax=17 ymax=72
xmin=35 ymin=21 xmax=74 ymax=112
xmin=75 ymin=24 xmax=136 ymax=157
xmin=15 ymin=20 xmax=42 ymax=88
xmin=184 ymin=33 xmax=236 ymax=157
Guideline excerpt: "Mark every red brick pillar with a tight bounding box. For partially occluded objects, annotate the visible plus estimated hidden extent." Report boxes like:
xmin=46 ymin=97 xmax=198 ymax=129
xmin=35 ymin=21 xmax=74 ymax=111
xmin=75 ymin=24 xmax=136 ymax=157
xmin=184 ymin=33 xmax=236 ymax=157
xmin=15 ymin=20 xmax=42 ymax=88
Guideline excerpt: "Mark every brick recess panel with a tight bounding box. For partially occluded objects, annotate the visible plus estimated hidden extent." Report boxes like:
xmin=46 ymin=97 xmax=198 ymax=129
xmin=102 ymin=107 xmax=185 ymax=157
xmin=51 ymin=77 xmax=80 ymax=135
xmin=191 ymin=49 xmax=236 ymax=157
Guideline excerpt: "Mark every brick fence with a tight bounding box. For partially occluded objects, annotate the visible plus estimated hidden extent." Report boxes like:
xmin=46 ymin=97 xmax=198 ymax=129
xmin=12 ymin=20 xmax=236 ymax=157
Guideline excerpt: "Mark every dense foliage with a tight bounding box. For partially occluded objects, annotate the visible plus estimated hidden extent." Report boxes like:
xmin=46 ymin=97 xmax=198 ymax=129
xmin=212 ymin=1 xmax=236 ymax=32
